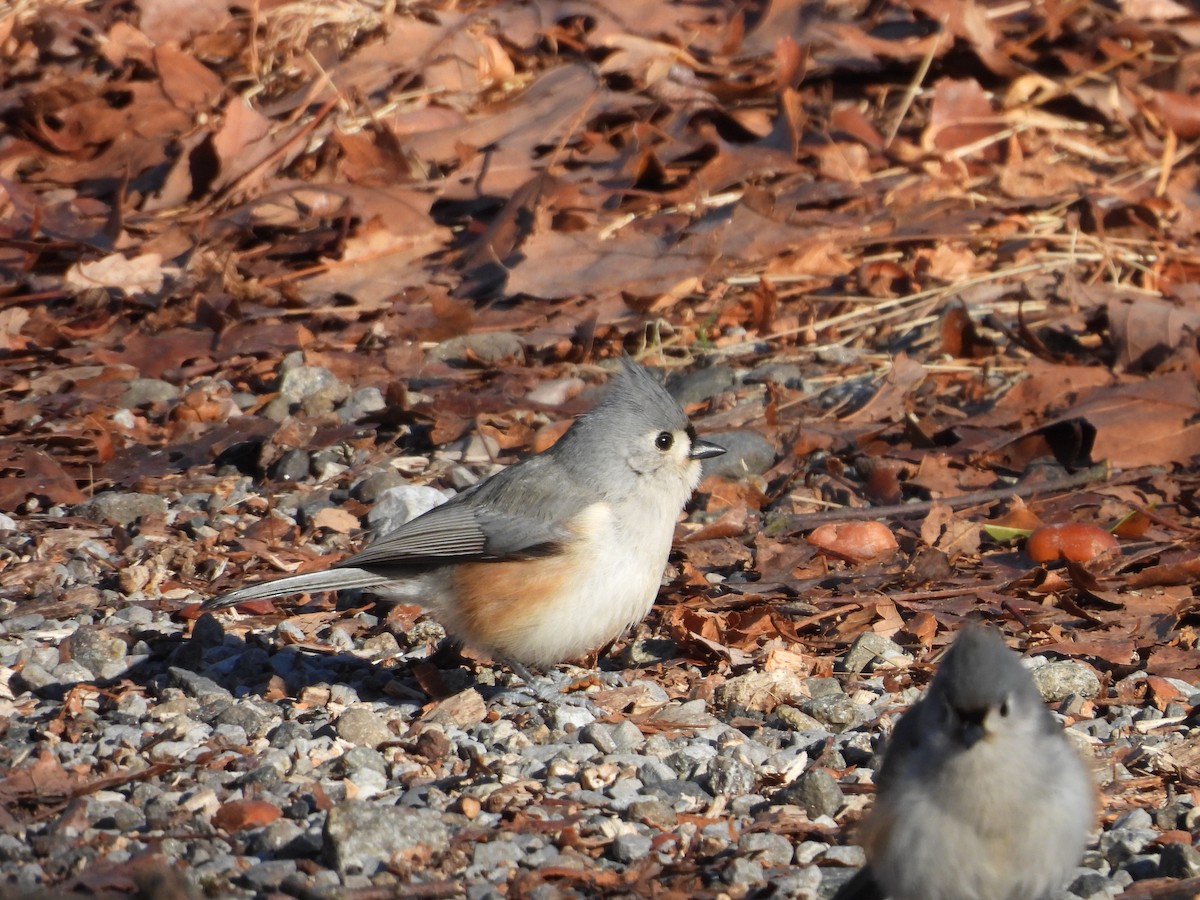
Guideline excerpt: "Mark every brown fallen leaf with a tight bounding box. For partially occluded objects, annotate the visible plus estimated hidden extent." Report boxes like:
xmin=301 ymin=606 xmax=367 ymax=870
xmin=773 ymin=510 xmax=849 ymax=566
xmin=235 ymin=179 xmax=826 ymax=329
xmin=0 ymin=449 xmax=86 ymax=507
xmin=311 ymin=506 xmax=361 ymax=534
xmin=64 ymin=252 xmax=174 ymax=295
xmin=211 ymin=799 xmax=282 ymax=832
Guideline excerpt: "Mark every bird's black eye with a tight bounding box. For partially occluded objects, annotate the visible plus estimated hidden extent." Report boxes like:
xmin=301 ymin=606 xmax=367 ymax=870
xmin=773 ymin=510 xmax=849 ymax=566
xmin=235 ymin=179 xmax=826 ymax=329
xmin=999 ymin=699 xmax=1010 ymax=718
xmin=655 ymin=432 xmax=674 ymax=451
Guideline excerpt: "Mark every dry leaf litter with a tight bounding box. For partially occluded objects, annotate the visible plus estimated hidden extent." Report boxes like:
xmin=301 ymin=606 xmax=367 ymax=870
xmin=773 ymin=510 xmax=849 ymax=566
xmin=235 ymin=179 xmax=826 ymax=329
xmin=1 ymin=0 xmax=1200 ymax=898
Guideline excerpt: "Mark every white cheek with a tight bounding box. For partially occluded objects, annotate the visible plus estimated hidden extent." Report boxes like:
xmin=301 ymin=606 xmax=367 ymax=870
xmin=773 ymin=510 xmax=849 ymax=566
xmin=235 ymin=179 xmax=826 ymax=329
xmin=677 ymin=444 xmax=703 ymax=491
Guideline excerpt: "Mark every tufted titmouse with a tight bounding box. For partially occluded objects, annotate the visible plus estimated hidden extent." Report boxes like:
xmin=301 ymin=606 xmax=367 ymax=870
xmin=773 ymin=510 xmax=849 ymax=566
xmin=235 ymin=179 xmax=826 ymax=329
xmin=833 ymin=625 xmax=1094 ymax=900
xmin=202 ymin=356 xmax=725 ymax=672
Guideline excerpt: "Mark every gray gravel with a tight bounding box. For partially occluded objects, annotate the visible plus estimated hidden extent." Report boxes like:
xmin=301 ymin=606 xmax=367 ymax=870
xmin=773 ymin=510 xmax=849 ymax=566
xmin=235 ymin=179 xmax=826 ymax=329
xmin=0 ymin=358 xmax=1195 ymax=899
xmin=0 ymin=582 xmax=1192 ymax=899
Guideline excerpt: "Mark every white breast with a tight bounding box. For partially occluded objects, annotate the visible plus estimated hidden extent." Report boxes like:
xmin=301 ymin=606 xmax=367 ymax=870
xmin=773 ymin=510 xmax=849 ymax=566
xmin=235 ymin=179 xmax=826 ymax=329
xmin=512 ymin=498 xmax=678 ymax=667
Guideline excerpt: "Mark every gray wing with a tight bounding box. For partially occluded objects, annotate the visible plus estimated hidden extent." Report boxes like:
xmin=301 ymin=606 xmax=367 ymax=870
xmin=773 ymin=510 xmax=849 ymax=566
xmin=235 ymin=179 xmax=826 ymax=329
xmin=337 ymin=455 xmax=601 ymax=569
xmin=873 ymin=697 xmax=926 ymax=792
xmin=826 ymin=707 xmax=923 ymax=900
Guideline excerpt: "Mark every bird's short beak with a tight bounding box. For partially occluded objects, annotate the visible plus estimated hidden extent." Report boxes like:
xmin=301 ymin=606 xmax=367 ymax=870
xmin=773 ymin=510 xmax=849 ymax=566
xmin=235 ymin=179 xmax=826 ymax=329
xmin=689 ymin=438 xmax=726 ymax=461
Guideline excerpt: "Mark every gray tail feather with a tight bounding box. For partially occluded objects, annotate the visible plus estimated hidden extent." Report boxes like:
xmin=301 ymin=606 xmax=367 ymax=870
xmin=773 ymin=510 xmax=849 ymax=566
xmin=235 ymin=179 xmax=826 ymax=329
xmin=201 ymin=567 xmax=388 ymax=611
